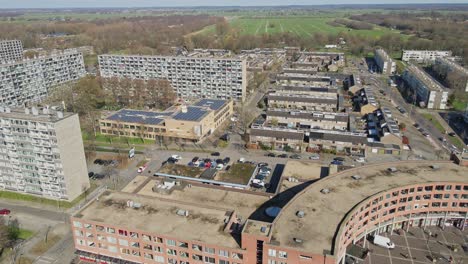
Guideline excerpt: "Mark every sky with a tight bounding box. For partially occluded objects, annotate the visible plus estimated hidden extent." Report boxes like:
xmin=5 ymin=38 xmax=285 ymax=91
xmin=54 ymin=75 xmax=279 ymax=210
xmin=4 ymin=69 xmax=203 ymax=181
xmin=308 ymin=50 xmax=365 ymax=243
xmin=0 ymin=0 xmax=467 ymax=9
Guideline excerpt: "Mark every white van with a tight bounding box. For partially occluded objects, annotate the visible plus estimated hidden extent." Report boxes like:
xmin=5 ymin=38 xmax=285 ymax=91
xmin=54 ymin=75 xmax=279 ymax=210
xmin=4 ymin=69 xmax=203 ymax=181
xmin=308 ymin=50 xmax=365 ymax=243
xmin=373 ymin=235 xmax=395 ymax=249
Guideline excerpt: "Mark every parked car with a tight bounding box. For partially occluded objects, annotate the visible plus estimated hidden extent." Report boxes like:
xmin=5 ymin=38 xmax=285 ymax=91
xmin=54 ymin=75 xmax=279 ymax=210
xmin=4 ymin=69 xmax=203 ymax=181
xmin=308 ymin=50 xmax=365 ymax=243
xmin=448 ymin=132 xmax=456 ymax=137
xmin=258 ymin=162 xmax=269 ymax=167
xmin=192 ymin=157 xmax=199 ymax=163
xmin=331 ymin=160 xmax=343 ymax=165
xmin=309 ymin=154 xmax=320 ymax=160
xmin=211 ymin=152 xmax=221 ymax=157
xmin=223 ymin=157 xmax=231 ymax=164
xmin=255 ymin=174 xmax=267 ymax=180
xmin=238 ymin=157 xmax=246 ymax=163
xmin=216 ymin=164 xmax=224 ymax=170
xmin=372 ymin=235 xmax=395 ymax=249
xmin=216 ymin=159 xmax=224 ymax=164
xmin=0 ymin=209 xmax=11 ymax=215
xmin=110 ymin=160 xmax=119 ymax=167
xmin=93 ymin=159 xmax=103 ymax=165
xmin=290 ymin=154 xmax=301 ymax=159
xmin=355 ymin=157 xmax=366 ymax=163
xmin=167 ymin=157 xmax=178 ymax=164
xmin=171 ymin=155 xmax=182 ymax=160
xmin=267 ymin=153 xmax=276 ymax=157
xmin=137 ymin=164 xmax=148 ymax=173
xmin=278 ymin=154 xmax=288 ymax=158
xmin=334 ymin=157 xmax=345 ymax=162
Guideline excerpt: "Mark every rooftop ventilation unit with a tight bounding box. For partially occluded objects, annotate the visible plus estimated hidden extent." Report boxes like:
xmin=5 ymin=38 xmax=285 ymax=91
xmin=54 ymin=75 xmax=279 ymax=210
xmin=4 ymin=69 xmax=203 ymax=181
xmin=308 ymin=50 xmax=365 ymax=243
xmin=260 ymin=226 xmax=267 ymax=233
xmin=320 ymin=188 xmax=330 ymax=194
xmin=293 ymin=238 xmax=303 ymax=244
xmin=176 ymin=209 xmax=189 ymax=217
xmin=296 ymin=211 xmax=305 ymax=218
xmin=351 ymin=175 xmax=361 ymax=180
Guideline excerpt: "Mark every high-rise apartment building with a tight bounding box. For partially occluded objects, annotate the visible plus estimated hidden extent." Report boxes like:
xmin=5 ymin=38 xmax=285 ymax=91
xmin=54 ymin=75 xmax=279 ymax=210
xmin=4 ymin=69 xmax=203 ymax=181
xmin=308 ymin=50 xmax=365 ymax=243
xmin=434 ymin=57 xmax=468 ymax=92
xmin=0 ymin=49 xmax=86 ymax=106
xmin=374 ymin=49 xmax=396 ymax=74
xmin=98 ymin=55 xmax=247 ymax=101
xmin=402 ymin=64 xmax=449 ymax=109
xmin=0 ymin=39 xmax=23 ymax=63
xmin=402 ymin=50 xmax=452 ymax=63
xmin=0 ymin=106 xmax=90 ymax=201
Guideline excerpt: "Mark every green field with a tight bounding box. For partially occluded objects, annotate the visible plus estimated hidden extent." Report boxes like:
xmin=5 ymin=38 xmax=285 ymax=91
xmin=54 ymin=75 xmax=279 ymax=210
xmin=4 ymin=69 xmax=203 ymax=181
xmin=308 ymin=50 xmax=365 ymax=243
xmin=200 ymin=16 xmax=398 ymax=38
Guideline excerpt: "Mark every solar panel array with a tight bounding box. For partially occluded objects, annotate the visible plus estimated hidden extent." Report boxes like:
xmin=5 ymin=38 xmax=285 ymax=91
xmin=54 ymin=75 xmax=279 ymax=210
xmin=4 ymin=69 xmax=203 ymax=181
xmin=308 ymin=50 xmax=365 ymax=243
xmin=107 ymin=109 xmax=173 ymax=125
xmin=173 ymin=106 xmax=209 ymax=121
xmin=193 ymin=99 xmax=227 ymax=111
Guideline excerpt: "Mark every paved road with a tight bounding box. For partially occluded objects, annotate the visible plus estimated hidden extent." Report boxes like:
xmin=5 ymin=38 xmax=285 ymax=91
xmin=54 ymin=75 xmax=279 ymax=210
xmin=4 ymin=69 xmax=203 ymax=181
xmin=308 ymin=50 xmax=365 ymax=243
xmin=0 ymin=201 xmax=67 ymax=231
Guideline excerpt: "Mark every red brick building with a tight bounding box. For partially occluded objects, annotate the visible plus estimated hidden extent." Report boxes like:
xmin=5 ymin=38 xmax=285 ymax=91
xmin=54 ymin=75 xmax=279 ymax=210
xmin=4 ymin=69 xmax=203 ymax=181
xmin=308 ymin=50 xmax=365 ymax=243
xmin=71 ymin=161 xmax=468 ymax=264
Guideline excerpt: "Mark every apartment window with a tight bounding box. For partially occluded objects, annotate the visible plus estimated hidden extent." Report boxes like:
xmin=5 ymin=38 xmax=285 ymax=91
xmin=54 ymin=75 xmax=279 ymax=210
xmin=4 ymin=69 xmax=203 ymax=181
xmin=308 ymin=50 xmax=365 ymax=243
xmin=155 ymin=237 xmax=164 ymax=243
xmin=455 ymin=185 xmax=462 ymax=191
xmin=106 ymin=227 xmax=115 ymax=234
xmin=166 ymin=239 xmax=176 ymax=246
xmin=219 ymin=250 xmax=229 ymax=257
xmin=144 ymin=253 xmax=153 ymax=260
xmin=154 ymin=246 xmax=163 ymax=253
xmin=425 ymin=186 xmax=433 ymax=192
xmin=178 ymin=241 xmax=188 ymax=248
xmin=193 ymin=254 xmax=203 ymax=261
xmin=268 ymin=260 xmax=277 ymax=264
xmin=205 ymin=247 xmax=215 ymax=254
xmin=268 ymin=249 xmax=277 ymax=257
xmin=107 ymin=236 xmax=116 ymax=244
xmin=155 ymin=255 xmax=165 ymax=263
xmin=167 ymin=249 xmax=177 ymax=256
xmin=192 ymin=244 xmax=203 ymax=251
xmin=76 ymin=239 xmax=85 ymax=246
xmin=445 ymin=185 xmax=452 ymax=190
xmin=205 ymin=256 xmax=216 ymax=264
xmin=279 ymin=251 xmax=288 ymax=259
xmin=119 ymin=239 xmax=128 ymax=246
xmin=74 ymin=230 xmax=83 ymax=237
xmin=179 ymin=251 xmax=189 ymax=258
xmin=168 ymin=259 xmax=177 ymax=264
xmin=73 ymin=221 xmax=82 ymax=228
xmin=84 ymin=223 xmax=92 ymax=229
xmin=108 ymin=246 xmax=118 ymax=253
xmin=219 ymin=260 xmax=230 ymax=264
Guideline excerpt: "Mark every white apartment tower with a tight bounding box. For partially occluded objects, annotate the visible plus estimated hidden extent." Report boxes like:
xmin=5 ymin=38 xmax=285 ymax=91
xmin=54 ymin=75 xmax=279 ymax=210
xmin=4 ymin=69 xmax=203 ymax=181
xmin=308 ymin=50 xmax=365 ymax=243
xmin=0 ymin=107 xmax=90 ymax=201
xmin=98 ymin=54 xmax=247 ymax=101
xmin=0 ymin=40 xmax=23 ymax=63
xmin=402 ymin=50 xmax=452 ymax=63
xmin=374 ymin=49 xmax=396 ymax=74
xmin=0 ymin=49 xmax=86 ymax=106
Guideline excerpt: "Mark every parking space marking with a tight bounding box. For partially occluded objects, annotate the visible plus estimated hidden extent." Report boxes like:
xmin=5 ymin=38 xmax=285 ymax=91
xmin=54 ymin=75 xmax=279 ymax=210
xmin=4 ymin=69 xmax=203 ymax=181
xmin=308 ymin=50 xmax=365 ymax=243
xmin=371 ymin=252 xmax=428 ymax=264
xmin=387 ymin=247 xmax=393 ymax=264
xmin=403 ymin=231 xmax=415 ymax=264
xmin=439 ymin=229 xmax=456 ymax=262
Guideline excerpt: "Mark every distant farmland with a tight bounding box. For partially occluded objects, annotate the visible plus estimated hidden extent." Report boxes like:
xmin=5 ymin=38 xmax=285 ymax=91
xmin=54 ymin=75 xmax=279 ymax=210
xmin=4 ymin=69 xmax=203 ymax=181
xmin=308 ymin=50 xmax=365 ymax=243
xmin=199 ymin=16 xmax=398 ymax=38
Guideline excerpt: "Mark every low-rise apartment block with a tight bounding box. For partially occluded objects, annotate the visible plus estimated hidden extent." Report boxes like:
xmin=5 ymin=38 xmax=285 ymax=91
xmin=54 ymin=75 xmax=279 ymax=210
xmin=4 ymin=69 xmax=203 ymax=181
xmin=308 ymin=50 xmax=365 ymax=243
xmin=0 ymin=106 xmax=90 ymax=201
xmin=273 ymin=85 xmax=338 ymax=97
xmin=267 ymin=94 xmax=339 ymax=112
xmin=352 ymin=87 xmax=379 ymax=115
xmin=367 ymin=107 xmax=402 ymax=146
xmin=0 ymin=39 xmax=23 ymax=63
xmin=98 ymin=54 xmax=247 ymax=101
xmin=266 ymin=109 xmax=348 ymax=131
xmin=434 ymin=57 xmax=468 ymax=92
xmin=0 ymin=49 xmax=86 ymax=106
xmin=374 ymin=49 xmax=396 ymax=74
xmin=402 ymin=50 xmax=452 ymax=63
xmin=99 ymin=99 xmax=233 ymax=143
xmin=402 ymin=64 xmax=449 ymax=109
xmin=249 ymin=125 xmax=305 ymax=151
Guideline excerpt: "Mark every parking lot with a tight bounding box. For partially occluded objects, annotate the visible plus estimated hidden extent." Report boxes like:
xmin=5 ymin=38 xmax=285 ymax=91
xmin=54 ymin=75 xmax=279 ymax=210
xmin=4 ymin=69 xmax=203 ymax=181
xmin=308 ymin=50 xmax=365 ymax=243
xmin=363 ymin=226 xmax=468 ymax=264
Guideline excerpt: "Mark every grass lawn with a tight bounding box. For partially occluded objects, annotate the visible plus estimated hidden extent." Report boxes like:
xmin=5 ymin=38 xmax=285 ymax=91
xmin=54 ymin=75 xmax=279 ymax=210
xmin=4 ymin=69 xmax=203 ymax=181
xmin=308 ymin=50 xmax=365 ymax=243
xmin=158 ymin=164 xmax=205 ymax=178
xmin=217 ymin=163 xmax=256 ymax=185
xmin=0 ymin=182 xmax=98 ymax=209
xmin=83 ymin=132 xmax=155 ymax=146
xmin=18 ymin=229 xmax=35 ymax=240
xmin=199 ymin=16 xmax=401 ymax=39
xmin=31 ymin=234 xmax=62 ymax=255
xmin=452 ymin=99 xmax=468 ymax=112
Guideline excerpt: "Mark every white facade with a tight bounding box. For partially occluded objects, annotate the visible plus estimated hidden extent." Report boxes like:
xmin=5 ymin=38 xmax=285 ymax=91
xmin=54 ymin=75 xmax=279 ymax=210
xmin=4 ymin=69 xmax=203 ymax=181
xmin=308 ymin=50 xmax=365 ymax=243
xmin=98 ymin=54 xmax=247 ymax=101
xmin=435 ymin=57 xmax=468 ymax=92
xmin=402 ymin=50 xmax=452 ymax=63
xmin=0 ymin=40 xmax=23 ymax=63
xmin=0 ymin=107 xmax=90 ymax=201
xmin=374 ymin=49 xmax=396 ymax=74
xmin=0 ymin=50 xmax=85 ymax=106
xmin=402 ymin=65 xmax=449 ymax=110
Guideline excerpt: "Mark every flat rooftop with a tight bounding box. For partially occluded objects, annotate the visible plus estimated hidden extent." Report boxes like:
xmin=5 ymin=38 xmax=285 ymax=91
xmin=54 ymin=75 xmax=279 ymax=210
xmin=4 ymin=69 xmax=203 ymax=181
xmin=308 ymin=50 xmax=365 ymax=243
xmin=193 ymin=99 xmax=229 ymax=111
xmin=282 ymin=161 xmax=328 ymax=181
xmin=75 ymin=191 xmax=239 ymax=248
xmin=129 ymin=178 xmax=270 ymax=222
xmin=272 ymin=161 xmax=468 ymax=255
xmin=0 ymin=107 xmax=74 ymax=123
